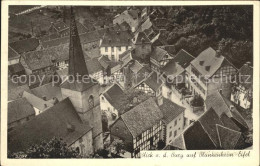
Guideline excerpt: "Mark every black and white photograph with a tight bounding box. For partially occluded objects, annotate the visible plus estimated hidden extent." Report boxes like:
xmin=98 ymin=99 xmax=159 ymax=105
xmin=1 ymin=1 xmax=259 ymax=164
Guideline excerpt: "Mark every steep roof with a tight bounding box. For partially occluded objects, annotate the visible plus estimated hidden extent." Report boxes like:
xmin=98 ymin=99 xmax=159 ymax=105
xmin=101 ymin=30 xmax=133 ymax=47
xmin=190 ymin=47 xmax=225 ymax=78
xmin=205 ymin=91 xmax=249 ymax=129
xmin=8 ymin=46 xmax=20 ymax=60
xmin=216 ymin=125 xmax=242 ymax=149
xmin=133 ymin=32 xmax=150 ymax=45
xmin=159 ymin=98 xmax=185 ymax=124
xmin=8 ymin=63 xmax=25 ymax=75
xmin=103 ymin=84 xmax=128 ymax=114
xmin=220 ymin=113 xmax=240 ymax=132
xmin=150 ymin=46 xmax=169 ymax=62
xmin=198 ymin=108 xmax=224 ymax=148
xmin=86 ymin=58 xmax=104 ymax=75
xmin=8 ymin=84 xmax=31 ymax=101
xmin=22 ymin=44 xmax=69 ymax=71
xmin=31 ymin=83 xmax=62 ymax=101
xmin=8 ymin=98 xmax=92 ymax=153
xmin=22 ymin=91 xmax=54 ymax=111
xmin=172 ymin=49 xmax=194 ymax=68
xmin=121 ymin=98 xmax=163 ymax=137
xmin=42 ymin=30 xmax=100 ymax=48
xmin=161 ymin=60 xmax=184 ymax=78
xmin=8 ymin=98 xmax=35 ymax=124
xmin=9 ymin=38 xmax=39 ymax=54
xmin=184 ymin=121 xmax=217 ymax=150
xmin=170 ymin=134 xmax=185 ymax=150
xmin=144 ymin=72 xmax=163 ymax=91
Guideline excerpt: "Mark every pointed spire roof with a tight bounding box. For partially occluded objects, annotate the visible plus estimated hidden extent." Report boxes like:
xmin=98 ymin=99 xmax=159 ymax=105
xmin=60 ymin=7 xmax=96 ymax=92
xmin=68 ymin=7 xmax=89 ymax=79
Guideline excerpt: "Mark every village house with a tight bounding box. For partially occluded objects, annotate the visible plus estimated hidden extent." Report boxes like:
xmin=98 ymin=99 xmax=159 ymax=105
xmin=8 ymin=98 xmax=94 ymax=157
xmin=110 ymin=97 xmax=163 ymax=158
xmin=134 ymin=71 xmax=163 ymax=97
xmin=8 ymin=83 xmax=31 ymax=102
xmin=160 ymin=49 xmax=194 ymax=105
xmin=8 ymin=97 xmax=35 ymax=132
xmin=170 ymin=107 xmax=248 ymax=150
xmin=150 ymin=46 xmax=173 ymax=72
xmin=113 ymin=8 xmax=142 ymax=32
xmin=187 ymin=47 xmax=237 ymax=100
xmin=41 ymin=30 xmax=101 ymax=59
xmin=9 ymin=38 xmax=40 ymax=55
xmin=22 ymin=91 xmax=54 ymax=115
xmin=158 ymin=98 xmax=185 ymax=146
xmin=100 ymin=30 xmax=133 ymax=62
xmin=86 ymin=58 xmax=105 ymax=84
xmin=205 ymin=91 xmax=249 ymax=131
xmin=231 ymin=62 xmax=253 ymax=110
xmin=100 ymin=83 xmax=128 ymax=126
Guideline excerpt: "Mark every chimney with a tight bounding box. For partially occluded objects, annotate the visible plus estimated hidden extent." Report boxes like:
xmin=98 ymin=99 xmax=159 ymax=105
xmin=157 ymin=95 xmax=163 ymax=106
xmin=67 ymin=123 xmax=75 ymax=132
xmin=216 ymin=50 xmax=221 ymax=58
xmin=42 ymin=96 xmax=47 ymax=101
xmin=219 ymin=89 xmax=222 ymax=94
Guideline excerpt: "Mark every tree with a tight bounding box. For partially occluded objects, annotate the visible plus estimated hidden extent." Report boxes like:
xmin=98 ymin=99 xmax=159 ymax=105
xmin=111 ymin=138 xmax=125 ymax=155
xmin=191 ymin=95 xmax=204 ymax=107
xmin=8 ymin=137 xmax=81 ymax=158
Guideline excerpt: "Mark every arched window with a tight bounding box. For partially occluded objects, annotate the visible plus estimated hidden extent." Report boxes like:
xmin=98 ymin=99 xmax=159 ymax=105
xmin=88 ymin=95 xmax=94 ymax=109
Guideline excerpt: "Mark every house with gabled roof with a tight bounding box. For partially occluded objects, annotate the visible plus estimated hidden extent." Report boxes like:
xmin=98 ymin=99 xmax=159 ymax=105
xmin=110 ymin=97 xmax=163 ymax=158
xmin=8 ymin=97 xmax=35 ymax=132
xmin=150 ymin=46 xmax=173 ymax=72
xmin=231 ymin=62 xmax=253 ymax=110
xmin=8 ymin=98 xmax=94 ymax=157
xmin=159 ymin=98 xmax=185 ymax=145
xmin=170 ymin=107 xmax=247 ymax=150
xmin=205 ymin=91 xmax=249 ymax=131
xmin=187 ymin=47 xmax=237 ymax=100
xmin=134 ymin=71 xmax=163 ymax=97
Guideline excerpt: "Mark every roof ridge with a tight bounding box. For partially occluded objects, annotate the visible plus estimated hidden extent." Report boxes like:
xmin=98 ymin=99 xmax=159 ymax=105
xmin=198 ymin=121 xmax=217 ymax=148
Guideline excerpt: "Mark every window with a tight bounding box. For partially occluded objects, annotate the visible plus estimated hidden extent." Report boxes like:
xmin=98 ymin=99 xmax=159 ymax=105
xmin=169 ymin=131 xmax=172 ymax=137
xmin=174 ymin=120 xmax=177 ymax=126
xmin=111 ymin=54 xmax=115 ymax=61
xmin=137 ymin=134 xmax=142 ymax=141
xmin=105 ymin=47 xmax=108 ymax=52
xmin=112 ymin=47 xmax=114 ymax=52
xmin=88 ymin=95 xmax=94 ymax=109
xmin=174 ymin=130 xmax=177 ymax=137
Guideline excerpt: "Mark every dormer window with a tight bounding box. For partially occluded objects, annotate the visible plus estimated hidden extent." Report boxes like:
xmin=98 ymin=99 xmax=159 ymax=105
xmin=205 ymin=66 xmax=210 ymax=71
xmin=199 ymin=61 xmax=204 ymax=66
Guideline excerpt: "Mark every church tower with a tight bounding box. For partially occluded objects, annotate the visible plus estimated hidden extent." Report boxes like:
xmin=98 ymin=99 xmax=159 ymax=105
xmin=60 ymin=7 xmax=103 ymax=151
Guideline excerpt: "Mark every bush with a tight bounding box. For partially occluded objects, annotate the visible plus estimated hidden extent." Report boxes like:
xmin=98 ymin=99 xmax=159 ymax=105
xmin=191 ymin=95 xmax=204 ymax=107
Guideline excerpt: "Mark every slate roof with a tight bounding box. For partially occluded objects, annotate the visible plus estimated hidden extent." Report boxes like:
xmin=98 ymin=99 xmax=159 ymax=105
xmin=52 ymin=21 xmax=68 ymax=32
xmin=161 ymin=60 xmax=184 ymax=78
xmin=159 ymin=98 xmax=185 ymax=124
xmin=220 ymin=113 xmax=240 ymax=132
xmin=42 ymin=30 xmax=100 ymax=48
xmin=120 ymin=98 xmax=163 ymax=137
xmin=8 ymin=98 xmax=35 ymax=124
xmin=216 ymin=125 xmax=242 ymax=149
xmin=22 ymin=91 xmax=54 ymax=111
xmin=8 ymin=46 xmax=20 ymax=60
xmin=129 ymin=61 xmax=143 ymax=74
xmin=150 ymin=46 xmax=169 ymax=62
xmin=8 ymin=84 xmax=31 ymax=101
xmin=183 ymin=107 xmax=244 ymax=150
xmin=8 ymin=98 xmax=92 ymax=153
xmin=86 ymin=58 xmax=104 ymax=75
xmin=101 ymin=30 xmax=133 ymax=47
xmin=144 ymin=72 xmax=163 ymax=91
xmin=172 ymin=49 xmax=194 ymax=68
xmin=31 ymin=83 xmax=62 ymax=101
xmin=190 ymin=47 xmax=225 ymax=78
xmin=170 ymin=134 xmax=185 ymax=150
xmin=184 ymin=121 xmax=217 ymax=150
xmin=22 ymin=44 xmax=69 ymax=71
xmin=8 ymin=63 xmax=25 ymax=75
xmin=103 ymin=84 xmax=128 ymax=114
xmin=9 ymin=38 xmax=39 ymax=54
xmin=98 ymin=55 xmax=110 ymax=69
xmin=198 ymin=108 xmax=224 ymax=148
xmin=205 ymin=91 xmax=249 ymax=129
xmin=133 ymin=32 xmax=150 ymax=45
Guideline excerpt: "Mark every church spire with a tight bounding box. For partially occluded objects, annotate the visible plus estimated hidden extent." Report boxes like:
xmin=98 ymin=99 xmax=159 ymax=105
xmin=68 ymin=7 xmax=88 ymax=80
